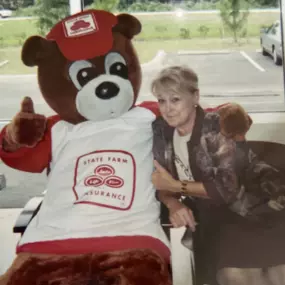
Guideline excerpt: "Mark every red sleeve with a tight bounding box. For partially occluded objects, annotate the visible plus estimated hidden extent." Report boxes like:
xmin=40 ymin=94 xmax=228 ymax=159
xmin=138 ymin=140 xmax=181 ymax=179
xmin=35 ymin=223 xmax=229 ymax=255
xmin=0 ymin=115 xmax=60 ymax=173
xmin=137 ymin=101 xmax=160 ymax=117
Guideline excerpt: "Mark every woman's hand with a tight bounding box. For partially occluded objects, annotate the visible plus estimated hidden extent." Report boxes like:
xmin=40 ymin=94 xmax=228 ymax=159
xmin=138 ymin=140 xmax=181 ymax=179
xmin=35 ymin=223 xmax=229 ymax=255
xmin=152 ymin=160 xmax=180 ymax=192
xmin=167 ymin=198 xmax=196 ymax=231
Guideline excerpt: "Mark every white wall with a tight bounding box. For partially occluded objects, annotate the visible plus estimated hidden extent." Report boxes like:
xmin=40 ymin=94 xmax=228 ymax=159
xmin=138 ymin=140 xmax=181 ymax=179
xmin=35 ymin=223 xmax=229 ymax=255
xmin=248 ymin=112 xmax=285 ymax=144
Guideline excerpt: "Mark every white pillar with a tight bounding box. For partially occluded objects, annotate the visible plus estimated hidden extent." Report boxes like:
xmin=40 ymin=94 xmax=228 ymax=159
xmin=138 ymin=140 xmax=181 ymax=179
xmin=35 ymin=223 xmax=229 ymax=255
xmin=69 ymin=0 xmax=83 ymax=15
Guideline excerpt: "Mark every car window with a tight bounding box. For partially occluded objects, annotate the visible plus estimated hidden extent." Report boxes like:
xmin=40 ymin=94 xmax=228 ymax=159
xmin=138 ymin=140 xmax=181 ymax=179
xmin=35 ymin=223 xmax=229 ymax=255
xmin=267 ymin=24 xmax=274 ymax=33
xmin=268 ymin=23 xmax=278 ymax=35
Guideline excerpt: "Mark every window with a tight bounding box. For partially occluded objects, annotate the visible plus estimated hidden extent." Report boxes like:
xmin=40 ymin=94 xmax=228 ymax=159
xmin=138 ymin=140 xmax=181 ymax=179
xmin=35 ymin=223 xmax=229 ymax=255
xmin=0 ymin=0 xmax=285 ymax=204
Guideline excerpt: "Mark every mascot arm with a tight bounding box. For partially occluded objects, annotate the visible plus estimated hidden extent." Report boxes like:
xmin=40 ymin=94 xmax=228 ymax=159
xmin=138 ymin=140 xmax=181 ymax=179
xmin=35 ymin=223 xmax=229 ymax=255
xmin=0 ymin=115 xmax=60 ymax=173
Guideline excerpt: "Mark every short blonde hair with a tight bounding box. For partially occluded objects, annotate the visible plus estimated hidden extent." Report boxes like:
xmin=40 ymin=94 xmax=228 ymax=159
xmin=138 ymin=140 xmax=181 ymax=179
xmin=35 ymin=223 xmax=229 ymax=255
xmin=151 ymin=65 xmax=199 ymax=97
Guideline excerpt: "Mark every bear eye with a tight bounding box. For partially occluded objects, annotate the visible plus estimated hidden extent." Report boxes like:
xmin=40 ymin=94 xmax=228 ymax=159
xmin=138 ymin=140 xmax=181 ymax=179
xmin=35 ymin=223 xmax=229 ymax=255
xmin=109 ymin=62 xmax=128 ymax=79
xmin=105 ymin=52 xmax=128 ymax=80
xmin=77 ymin=67 xmax=98 ymax=88
xmin=69 ymin=60 xmax=97 ymax=90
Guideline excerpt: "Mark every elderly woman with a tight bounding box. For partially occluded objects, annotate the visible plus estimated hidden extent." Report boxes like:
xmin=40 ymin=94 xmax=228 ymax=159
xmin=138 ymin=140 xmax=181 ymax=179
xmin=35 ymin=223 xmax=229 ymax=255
xmin=151 ymin=65 xmax=285 ymax=285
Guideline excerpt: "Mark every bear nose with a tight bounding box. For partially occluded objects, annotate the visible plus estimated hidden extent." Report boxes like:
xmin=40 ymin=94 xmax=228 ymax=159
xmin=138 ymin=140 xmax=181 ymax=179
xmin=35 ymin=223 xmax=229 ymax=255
xmin=95 ymin=82 xmax=120 ymax=99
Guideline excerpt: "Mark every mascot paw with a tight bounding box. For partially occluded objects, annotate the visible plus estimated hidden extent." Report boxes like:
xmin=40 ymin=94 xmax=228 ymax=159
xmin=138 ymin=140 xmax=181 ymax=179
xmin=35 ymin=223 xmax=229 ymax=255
xmin=4 ymin=97 xmax=46 ymax=150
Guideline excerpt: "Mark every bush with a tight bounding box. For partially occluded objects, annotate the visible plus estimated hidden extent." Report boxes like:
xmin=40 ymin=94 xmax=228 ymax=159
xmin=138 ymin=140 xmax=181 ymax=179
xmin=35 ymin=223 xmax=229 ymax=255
xmin=179 ymin=28 xmax=191 ymax=39
xmin=86 ymin=0 xmax=119 ymax=12
xmin=198 ymin=25 xmax=210 ymax=38
xmin=35 ymin=0 xmax=69 ymax=36
xmin=12 ymin=5 xmax=37 ymax=16
xmin=0 ymin=36 xmax=4 ymax=48
xmin=155 ymin=25 xmax=168 ymax=33
xmin=127 ymin=1 xmax=173 ymax=12
xmin=16 ymin=32 xmax=27 ymax=45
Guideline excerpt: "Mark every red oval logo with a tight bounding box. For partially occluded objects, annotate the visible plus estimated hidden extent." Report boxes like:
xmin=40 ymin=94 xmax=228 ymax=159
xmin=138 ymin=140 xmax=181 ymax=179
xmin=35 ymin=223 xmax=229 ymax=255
xmin=71 ymin=20 xmax=90 ymax=31
xmin=84 ymin=175 xmax=104 ymax=187
xmin=94 ymin=165 xmax=115 ymax=177
xmin=104 ymin=176 xmax=124 ymax=188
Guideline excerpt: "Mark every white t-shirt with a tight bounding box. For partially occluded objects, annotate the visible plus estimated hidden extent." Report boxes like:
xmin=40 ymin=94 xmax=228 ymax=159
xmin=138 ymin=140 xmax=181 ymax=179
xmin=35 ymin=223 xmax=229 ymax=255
xmin=173 ymin=129 xmax=194 ymax=181
xmin=17 ymin=106 xmax=169 ymax=252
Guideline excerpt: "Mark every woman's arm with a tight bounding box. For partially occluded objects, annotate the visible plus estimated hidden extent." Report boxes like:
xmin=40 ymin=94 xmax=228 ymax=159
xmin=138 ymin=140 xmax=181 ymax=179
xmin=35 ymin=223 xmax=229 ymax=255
xmin=157 ymin=190 xmax=196 ymax=230
xmin=157 ymin=191 xmax=181 ymax=209
xmin=169 ymin=180 xmax=209 ymax=199
xmin=152 ymin=160 xmax=209 ymax=199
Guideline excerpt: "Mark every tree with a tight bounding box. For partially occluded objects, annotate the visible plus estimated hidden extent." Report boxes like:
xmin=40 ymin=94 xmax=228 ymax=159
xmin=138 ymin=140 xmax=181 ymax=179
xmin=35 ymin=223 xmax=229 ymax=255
xmin=35 ymin=0 xmax=69 ymax=35
xmin=0 ymin=0 xmax=24 ymax=9
xmin=254 ymin=0 xmax=278 ymax=7
xmin=89 ymin=0 xmax=119 ymax=12
xmin=219 ymin=0 xmax=249 ymax=43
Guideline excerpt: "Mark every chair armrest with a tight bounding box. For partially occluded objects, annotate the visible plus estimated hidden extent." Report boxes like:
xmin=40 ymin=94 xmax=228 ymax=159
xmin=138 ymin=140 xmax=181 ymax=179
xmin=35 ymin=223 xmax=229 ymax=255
xmin=13 ymin=196 xmax=43 ymax=234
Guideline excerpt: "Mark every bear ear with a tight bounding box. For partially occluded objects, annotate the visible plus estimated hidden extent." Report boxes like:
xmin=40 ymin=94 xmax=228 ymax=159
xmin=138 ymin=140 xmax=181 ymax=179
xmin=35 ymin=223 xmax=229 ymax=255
xmin=113 ymin=13 xmax=142 ymax=39
xmin=21 ymin=36 xmax=57 ymax=67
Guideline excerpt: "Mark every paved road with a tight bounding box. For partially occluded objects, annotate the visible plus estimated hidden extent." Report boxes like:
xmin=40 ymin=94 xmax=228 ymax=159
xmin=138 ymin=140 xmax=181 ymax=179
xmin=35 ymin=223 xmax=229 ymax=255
xmin=1 ymin=50 xmax=284 ymax=118
xmin=0 ymin=50 xmax=284 ymax=208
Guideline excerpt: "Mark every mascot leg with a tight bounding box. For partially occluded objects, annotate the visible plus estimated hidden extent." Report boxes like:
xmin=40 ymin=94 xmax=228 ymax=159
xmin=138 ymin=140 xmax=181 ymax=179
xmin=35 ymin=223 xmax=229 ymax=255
xmin=0 ymin=249 xmax=171 ymax=285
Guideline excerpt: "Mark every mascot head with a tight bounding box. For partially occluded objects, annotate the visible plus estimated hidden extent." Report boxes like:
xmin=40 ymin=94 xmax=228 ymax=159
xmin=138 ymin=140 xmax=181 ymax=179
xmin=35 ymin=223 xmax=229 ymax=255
xmin=21 ymin=9 xmax=142 ymax=124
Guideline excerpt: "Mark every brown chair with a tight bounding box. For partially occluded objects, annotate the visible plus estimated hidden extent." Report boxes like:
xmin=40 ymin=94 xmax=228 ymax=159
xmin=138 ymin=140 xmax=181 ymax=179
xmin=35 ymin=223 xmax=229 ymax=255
xmin=248 ymin=140 xmax=285 ymax=172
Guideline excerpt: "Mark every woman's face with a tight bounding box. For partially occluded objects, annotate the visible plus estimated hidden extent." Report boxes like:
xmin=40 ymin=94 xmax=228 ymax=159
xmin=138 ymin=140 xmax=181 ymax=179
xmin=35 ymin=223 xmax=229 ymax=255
xmin=156 ymin=91 xmax=199 ymax=128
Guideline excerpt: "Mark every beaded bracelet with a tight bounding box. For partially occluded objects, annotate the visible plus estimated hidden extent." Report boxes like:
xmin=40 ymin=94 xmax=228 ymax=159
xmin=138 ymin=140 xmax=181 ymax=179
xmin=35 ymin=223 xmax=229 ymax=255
xmin=181 ymin=180 xmax=188 ymax=194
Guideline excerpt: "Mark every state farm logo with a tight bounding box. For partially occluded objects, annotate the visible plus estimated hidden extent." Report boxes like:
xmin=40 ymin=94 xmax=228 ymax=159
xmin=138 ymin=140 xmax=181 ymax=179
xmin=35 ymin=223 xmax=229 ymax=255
xmin=70 ymin=20 xmax=90 ymax=31
xmin=84 ymin=164 xmax=124 ymax=188
xmin=73 ymin=150 xmax=135 ymax=210
xmin=64 ymin=13 xmax=97 ymax=38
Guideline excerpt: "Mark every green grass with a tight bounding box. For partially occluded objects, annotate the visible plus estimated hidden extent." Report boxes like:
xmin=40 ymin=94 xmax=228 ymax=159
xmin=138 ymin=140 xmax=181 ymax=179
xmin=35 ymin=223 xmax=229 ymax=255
xmin=0 ymin=12 xmax=280 ymax=47
xmin=0 ymin=12 xmax=280 ymax=74
xmin=0 ymin=37 xmax=261 ymax=74
xmin=0 ymin=19 xmax=38 ymax=47
xmin=135 ymin=12 xmax=279 ymax=39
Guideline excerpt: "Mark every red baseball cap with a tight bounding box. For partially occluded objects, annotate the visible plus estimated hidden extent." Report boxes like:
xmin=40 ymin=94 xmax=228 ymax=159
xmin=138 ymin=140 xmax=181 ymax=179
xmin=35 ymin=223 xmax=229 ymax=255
xmin=46 ymin=10 xmax=118 ymax=61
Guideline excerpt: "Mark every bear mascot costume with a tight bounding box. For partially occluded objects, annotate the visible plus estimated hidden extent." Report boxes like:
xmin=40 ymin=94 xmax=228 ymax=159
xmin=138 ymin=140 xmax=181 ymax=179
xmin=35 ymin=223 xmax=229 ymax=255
xmin=0 ymin=9 xmax=171 ymax=285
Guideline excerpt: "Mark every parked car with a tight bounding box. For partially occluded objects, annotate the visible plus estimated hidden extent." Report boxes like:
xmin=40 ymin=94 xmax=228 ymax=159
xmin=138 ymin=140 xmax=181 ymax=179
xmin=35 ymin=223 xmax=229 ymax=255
xmin=0 ymin=6 xmax=12 ymax=18
xmin=260 ymin=20 xmax=283 ymax=65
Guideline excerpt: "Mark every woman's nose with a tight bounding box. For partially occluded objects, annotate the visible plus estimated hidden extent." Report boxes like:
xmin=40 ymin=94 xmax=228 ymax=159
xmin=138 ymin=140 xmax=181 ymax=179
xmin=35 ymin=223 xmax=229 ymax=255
xmin=165 ymin=102 xmax=172 ymax=113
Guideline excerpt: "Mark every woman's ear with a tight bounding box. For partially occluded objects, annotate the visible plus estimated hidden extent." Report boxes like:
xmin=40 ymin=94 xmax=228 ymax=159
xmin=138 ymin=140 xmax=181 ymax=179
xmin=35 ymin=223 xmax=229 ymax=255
xmin=194 ymin=90 xmax=200 ymax=106
xmin=247 ymin=115 xmax=253 ymax=128
xmin=22 ymin=36 xmax=57 ymax=67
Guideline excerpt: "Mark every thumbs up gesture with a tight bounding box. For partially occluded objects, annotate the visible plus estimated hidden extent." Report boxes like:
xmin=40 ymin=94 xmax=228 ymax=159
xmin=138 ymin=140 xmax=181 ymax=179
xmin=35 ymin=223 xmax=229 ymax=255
xmin=4 ymin=97 xmax=47 ymax=150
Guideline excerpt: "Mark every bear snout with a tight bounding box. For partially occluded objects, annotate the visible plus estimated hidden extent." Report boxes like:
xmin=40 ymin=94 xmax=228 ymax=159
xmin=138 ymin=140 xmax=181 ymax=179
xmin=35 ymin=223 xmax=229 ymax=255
xmin=95 ymin=81 xmax=120 ymax=100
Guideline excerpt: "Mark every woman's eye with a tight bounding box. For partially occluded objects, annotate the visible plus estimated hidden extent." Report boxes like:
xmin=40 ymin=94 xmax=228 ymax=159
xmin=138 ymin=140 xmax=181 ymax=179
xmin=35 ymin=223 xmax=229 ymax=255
xmin=158 ymin=99 xmax=165 ymax=104
xmin=172 ymin=97 xmax=180 ymax=103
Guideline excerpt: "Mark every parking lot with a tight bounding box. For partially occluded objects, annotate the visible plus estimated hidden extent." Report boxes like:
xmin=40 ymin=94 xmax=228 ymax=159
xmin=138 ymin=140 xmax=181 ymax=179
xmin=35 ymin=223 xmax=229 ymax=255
xmin=140 ymin=50 xmax=285 ymax=111
xmin=0 ymin=49 xmax=285 ymax=209
xmin=0 ymin=49 xmax=285 ymax=120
